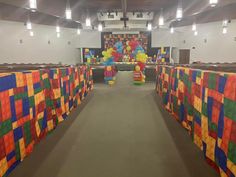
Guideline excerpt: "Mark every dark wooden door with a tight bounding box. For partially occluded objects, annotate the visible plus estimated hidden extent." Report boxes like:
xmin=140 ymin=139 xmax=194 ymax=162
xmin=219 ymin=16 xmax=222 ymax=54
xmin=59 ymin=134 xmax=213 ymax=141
xmin=179 ymin=49 xmax=190 ymax=64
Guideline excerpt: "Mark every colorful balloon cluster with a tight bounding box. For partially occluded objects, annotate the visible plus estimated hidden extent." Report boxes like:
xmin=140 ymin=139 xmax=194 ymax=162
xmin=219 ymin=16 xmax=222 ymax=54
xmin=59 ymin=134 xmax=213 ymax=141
xmin=102 ymin=48 xmax=117 ymax=85
xmin=84 ymin=48 xmax=94 ymax=64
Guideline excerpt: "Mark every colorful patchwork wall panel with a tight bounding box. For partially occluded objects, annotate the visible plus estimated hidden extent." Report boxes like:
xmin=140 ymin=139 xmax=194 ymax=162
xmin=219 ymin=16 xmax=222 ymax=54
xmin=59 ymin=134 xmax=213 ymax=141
xmin=156 ymin=65 xmax=236 ymax=177
xmin=0 ymin=65 xmax=93 ymax=177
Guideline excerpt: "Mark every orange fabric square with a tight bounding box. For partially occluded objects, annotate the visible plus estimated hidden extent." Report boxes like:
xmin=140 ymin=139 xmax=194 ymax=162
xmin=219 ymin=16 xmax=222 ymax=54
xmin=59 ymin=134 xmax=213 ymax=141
xmin=3 ymin=131 xmax=15 ymax=154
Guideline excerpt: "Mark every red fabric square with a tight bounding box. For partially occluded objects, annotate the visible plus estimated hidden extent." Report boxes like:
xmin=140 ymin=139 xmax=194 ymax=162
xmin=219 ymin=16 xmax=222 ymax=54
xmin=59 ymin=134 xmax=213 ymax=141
xmin=230 ymin=122 xmax=236 ymax=144
xmin=1 ymin=99 xmax=11 ymax=121
xmin=0 ymin=138 xmax=6 ymax=159
xmin=203 ymin=72 xmax=209 ymax=88
xmin=3 ymin=131 xmax=15 ymax=155
xmin=212 ymin=106 xmax=220 ymax=125
xmin=15 ymin=100 xmax=23 ymax=118
xmin=194 ymin=123 xmax=202 ymax=137
xmin=224 ymin=75 xmax=236 ymax=101
xmin=32 ymin=71 xmax=40 ymax=83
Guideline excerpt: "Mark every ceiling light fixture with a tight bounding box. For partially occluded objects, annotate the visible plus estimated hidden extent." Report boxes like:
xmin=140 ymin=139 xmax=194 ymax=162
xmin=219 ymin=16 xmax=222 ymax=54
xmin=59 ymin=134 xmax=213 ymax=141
xmin=57 ymin=33 xmax=60 ymax=38
xmin=65 ymin=1 xmax=72 ymax=20
xmin=222 ymin=20 xmax=228 ymax=27
xmin=29 ymin=0 xmax=37 ymax=11
xmin=29 ymin=31 xmax=34 ymax=37
xmin=176 ymin=7 xmax=183 ymax=21
xmin=170 ymin=27 xmax=174 ymax=34
xmin=86 ymin=18 xmax=91 ymax=27
xmin=77 ymin=29 xmax=81 ymax=35
xmin=192 ymin=23 xmax=197 ymax=31
xmin=56 ymin=26 xmax=60 ymax=33
xmin=209 ymin=0 xmax=218 ymax=7
xmin=159 ymin=8 xmax=164 ymax=26
xmin=176 ymin=0 xmax=183 ymax=21
xmin=194 ymin=31 xmax=198 ymax=36
xmin=147 ymin=23 xmax=152 ymax=31
xmin=222 ymin=27 xmax=227 ymax=34
xmin=26 ymin=21 xmax=32 ymax=30
xmin=65 ymin=9 xmax=72 ymax=20
xmin=98 ymin=24 xmax=103 ymax=32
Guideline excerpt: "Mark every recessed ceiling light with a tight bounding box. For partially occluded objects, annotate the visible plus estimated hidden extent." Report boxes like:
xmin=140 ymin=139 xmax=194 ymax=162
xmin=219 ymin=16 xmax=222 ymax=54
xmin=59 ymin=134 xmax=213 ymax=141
xmin=209 ymin=0 xmax=218 ymax=7
xmin=86 ymin=18 xmax=91 ymax=27
xmin=77 ymin=29 xmax=81 ymax=35
xmin=56 ymin=26 xmax=60 ymax=33
xmin=65 ymin=8 xmax=72 ymax=20
xmin=176 ymin=7 xmax=183 ymax=21
xmin=57 ymin=33 xmax=60 ymax=38
xmin=30 ymin=31 xmax=34 ymax=37
xmin=223 ymin=27 xmax=227 ymax=34
xmin=192 ymin=23 xmax=197 ymax=31
xmin=29 ymin=0 xmax=37 ymax=11
xmin=170 ymin=27 xmax=174 ymax=34
xmin=98 ymin=24 xmax=103 ymax=32
xmin=194 ymin=31 xmax=198 ymax=36
xmin=147 ymin=23 xmax=152 ymax=31
xmin=159 ymin=8 xmax=164 ymax=26
xmin=26 ymin=21 xmax=32 ymax=30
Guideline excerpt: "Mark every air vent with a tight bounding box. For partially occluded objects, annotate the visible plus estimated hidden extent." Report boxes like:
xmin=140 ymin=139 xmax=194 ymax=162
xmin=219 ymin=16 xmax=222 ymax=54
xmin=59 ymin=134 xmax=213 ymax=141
xmin=136 ymin=13 xmax=143 ymax=18
xmin=204 ymin=39 xmax=207 ymax=43
xmin=108 ymin=14 xmax=115 ymax=19
xmin=234 ymin=37 xmax=236 ymax=41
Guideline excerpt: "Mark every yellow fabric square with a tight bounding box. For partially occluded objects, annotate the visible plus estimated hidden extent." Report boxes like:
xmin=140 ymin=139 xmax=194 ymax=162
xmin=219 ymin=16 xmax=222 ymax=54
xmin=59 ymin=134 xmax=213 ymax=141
xmin=227 ymin=160 xmax=236 ymax=176
xmin=35 ymin=122 xmax=41 ymax=137
xmin=0 ymin=158 xmax=8 ymax=177
xmin=201 ymin=116 xmax=208 ymax=143
xmin=184 ymin=68 xmax=189 ymax=75
xmin=204 ymin=88 xmax=208 ymax=103
xmin=12 ymin=122 xmax=18 ymax=129
xmin=219 ymin=168 xmax=228 ymax=177
xmin=196 ymin=77 xmax=201 ymax=85
xmin=206 ymin=136 xmax=216 ymax=161
xmin=42 ymin=73 xmax=48 ymax=80
xmin=30 ymin=108 xmax=33 ymax=119
xmin=194 ymin=96 xmax=202 ymax=113
xmin=37 ymin=112 xmax=44 ymax=120
xmin=194 ymin=134 xmax=203 ymax=150
xmin=8 ymin=89 xmax=14 ymax=96
xmin=47 ymin=120 xmax=54 ymax=131
xmin=19 ymin=138 xmax=26 ymax=160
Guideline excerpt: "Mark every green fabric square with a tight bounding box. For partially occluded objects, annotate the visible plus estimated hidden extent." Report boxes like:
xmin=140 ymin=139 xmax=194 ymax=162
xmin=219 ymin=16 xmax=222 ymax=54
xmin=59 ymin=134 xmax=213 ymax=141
xmin=0 ymin=119 xmax=12 ymax=137
xmin=202 ymin=102 xmax=208 ymax=116
xmin=29 ymin=96 xmax=35 ymax=107
xmin=228 ymin=142 xmax=236 ymax=164
xmin=224 ymin=98 xmax=236 ymax=121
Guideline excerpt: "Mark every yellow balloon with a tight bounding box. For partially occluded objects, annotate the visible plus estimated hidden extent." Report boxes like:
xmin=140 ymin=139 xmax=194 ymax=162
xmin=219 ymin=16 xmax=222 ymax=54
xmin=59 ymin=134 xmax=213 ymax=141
xmin=127 ymin=46 xmax=131 ymax=51
xmin=85 ymin=48 xmax=89 ymax=53
xmin=135 ymin=65 xmax=140 ymax=72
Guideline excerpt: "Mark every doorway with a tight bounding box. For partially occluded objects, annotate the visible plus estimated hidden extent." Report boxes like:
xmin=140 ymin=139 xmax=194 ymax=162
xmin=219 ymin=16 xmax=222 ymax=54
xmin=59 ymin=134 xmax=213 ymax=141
xmin=179 ymin=49 xmax=190 ymax=64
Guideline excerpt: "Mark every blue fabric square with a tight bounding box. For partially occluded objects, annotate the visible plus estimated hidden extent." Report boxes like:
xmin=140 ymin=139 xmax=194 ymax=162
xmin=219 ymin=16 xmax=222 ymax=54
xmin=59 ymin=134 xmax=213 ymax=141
xmin=13 ymin=127 xmax=23 ymax=141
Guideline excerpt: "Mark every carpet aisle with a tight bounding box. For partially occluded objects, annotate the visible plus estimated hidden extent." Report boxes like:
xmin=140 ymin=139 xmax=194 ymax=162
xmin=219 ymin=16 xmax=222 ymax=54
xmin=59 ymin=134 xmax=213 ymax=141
xmin=10 ymin=72 xmax=218 ymax=177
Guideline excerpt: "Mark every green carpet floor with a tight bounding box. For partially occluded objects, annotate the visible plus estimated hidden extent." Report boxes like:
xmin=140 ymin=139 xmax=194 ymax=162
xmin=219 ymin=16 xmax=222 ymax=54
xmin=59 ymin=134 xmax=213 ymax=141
xmin=10 ymin=72 xmax=218 ymax=177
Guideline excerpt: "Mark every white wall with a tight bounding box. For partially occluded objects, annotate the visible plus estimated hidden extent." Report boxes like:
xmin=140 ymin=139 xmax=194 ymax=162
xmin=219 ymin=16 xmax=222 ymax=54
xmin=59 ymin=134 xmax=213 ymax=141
xmin=152 ymin=29 xmax=179 ymax=48
xmin=0 ymin=20 xmax=81 ymax=64
xmin=151 ymin=20 xmax=236 ymax=63
xmin=75 ymin=31 xmax=101 ymax=48
xmin=178 ymin=20 xmax=236 ymax=63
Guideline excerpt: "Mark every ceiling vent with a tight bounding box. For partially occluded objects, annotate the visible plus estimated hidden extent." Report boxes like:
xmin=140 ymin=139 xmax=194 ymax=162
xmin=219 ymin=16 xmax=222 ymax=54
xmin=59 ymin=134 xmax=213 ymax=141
xmin=108 ymin=14 xmax=115 ymax=19
xmin=137 ymin=13 xmax=143 ymax=18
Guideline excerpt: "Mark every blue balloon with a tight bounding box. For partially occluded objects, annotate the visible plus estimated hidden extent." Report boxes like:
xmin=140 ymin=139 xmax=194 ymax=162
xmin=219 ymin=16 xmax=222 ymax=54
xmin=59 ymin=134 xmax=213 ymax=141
xmin=114 ymin=42 xmax=123 ymax=54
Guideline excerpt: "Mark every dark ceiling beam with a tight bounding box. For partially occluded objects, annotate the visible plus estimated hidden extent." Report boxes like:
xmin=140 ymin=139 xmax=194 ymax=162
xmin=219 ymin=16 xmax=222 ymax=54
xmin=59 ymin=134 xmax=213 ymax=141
xmin=121 ymin=0 xmax=128 ymax=28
